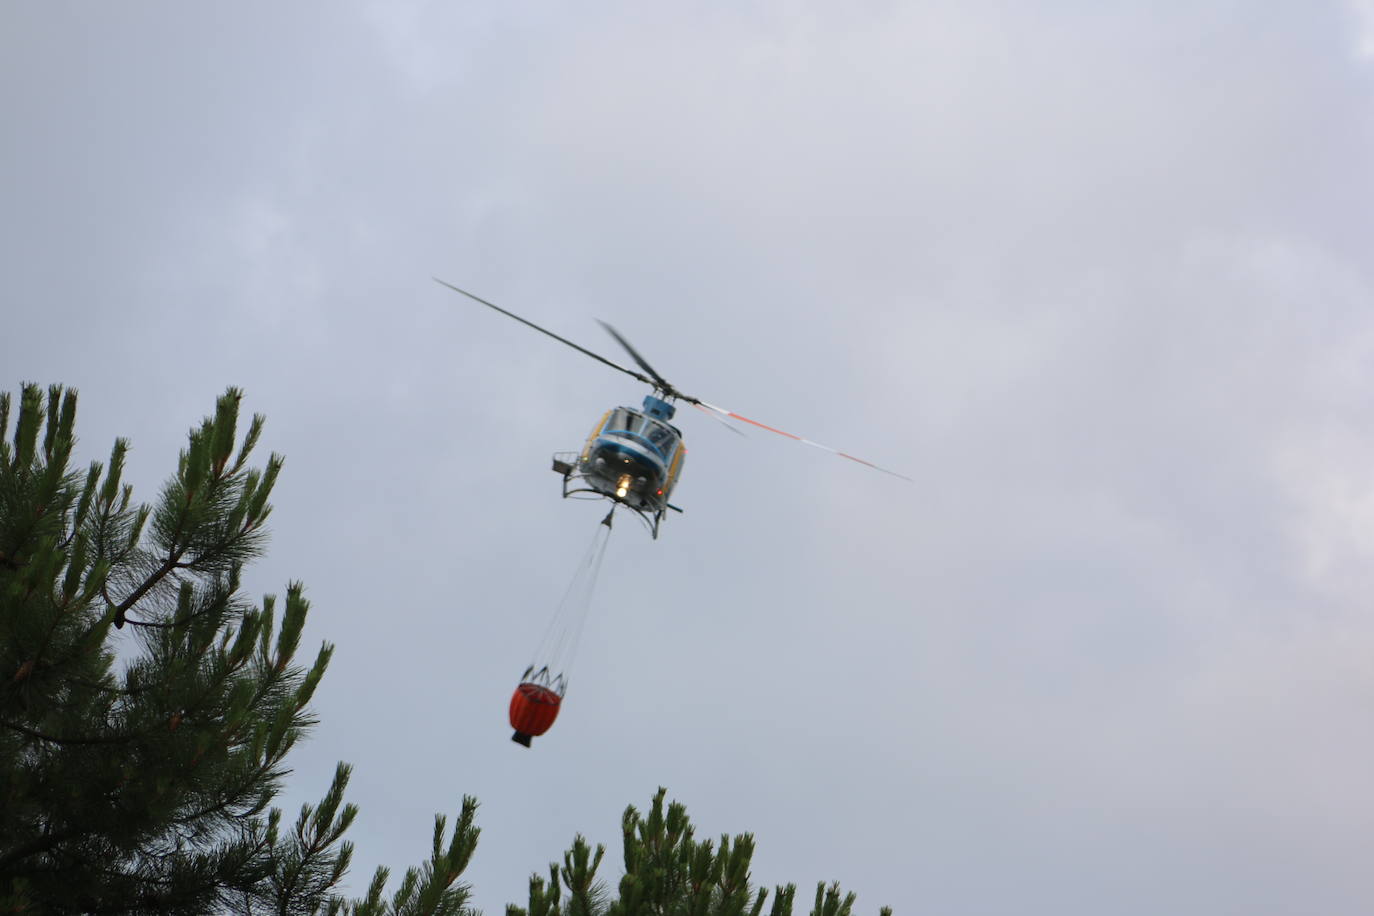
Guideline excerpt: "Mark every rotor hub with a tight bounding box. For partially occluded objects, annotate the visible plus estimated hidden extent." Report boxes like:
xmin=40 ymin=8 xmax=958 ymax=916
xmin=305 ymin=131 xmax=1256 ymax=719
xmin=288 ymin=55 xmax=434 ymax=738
xmin=641 ymin=394 xmax=676 ymax=421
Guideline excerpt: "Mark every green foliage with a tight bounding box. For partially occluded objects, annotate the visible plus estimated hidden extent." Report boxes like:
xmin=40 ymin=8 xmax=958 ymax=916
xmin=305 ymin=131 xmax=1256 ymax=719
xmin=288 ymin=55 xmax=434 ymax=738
xmin=0 ymin=384 xmax=884 ymax=916
xmin=507 ymin=789 xmax=889 ymax=916
xmin=0 ymin=384 xmax=475 ymax=915
xmin=349 ymin=799 xmax=480 ymax=916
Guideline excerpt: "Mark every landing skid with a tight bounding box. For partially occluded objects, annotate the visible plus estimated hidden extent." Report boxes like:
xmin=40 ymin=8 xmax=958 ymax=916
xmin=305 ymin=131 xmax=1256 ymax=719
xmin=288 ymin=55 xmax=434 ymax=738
xmin=552 ymin=452 xmax=673 ymax=539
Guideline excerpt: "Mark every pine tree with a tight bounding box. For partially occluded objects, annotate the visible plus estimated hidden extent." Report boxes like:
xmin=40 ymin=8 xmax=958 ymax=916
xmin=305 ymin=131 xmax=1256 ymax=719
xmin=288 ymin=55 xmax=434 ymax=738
xmin=1 ymin=384 xmax=888 ymax=915
xmin=506 ymin=789 xmax=891 ymax=916
xmin=0 ymin=384 xmax=476 ymax=915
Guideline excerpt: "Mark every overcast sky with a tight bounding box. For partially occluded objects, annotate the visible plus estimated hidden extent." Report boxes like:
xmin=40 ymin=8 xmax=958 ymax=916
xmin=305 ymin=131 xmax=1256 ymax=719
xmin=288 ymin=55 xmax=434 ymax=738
xmin=5 ymin=2 xmax=1374 ymax=913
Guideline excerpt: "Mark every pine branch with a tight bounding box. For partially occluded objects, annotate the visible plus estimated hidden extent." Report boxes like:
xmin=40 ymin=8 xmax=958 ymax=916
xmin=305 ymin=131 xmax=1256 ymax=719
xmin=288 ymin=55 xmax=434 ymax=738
xmin=112 ymin=554 xmax=181 ymax=629
xmin=0 ymin=824 xmax=91 ymax=871
xmin=1 ymin=717 xmax=143 ymax=746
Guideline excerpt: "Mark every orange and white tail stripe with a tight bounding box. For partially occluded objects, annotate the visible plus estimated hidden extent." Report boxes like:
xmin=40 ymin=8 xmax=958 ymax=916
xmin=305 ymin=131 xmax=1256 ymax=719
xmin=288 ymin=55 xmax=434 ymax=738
xmin=693 ymin=401 xmax=912 ymax=482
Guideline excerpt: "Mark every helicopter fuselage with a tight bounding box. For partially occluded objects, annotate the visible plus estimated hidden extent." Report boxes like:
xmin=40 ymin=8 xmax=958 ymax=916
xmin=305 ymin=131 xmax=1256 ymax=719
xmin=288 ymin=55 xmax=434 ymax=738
xmin=577 ymin=403 xmax=686 ymax=514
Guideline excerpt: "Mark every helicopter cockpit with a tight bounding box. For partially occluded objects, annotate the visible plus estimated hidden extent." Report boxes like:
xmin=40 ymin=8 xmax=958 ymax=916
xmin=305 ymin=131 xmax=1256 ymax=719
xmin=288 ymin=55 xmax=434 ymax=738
xmin=604 ymin=407 xmax=680 ymax=462
xmin=563 ymin=402 xmax=687 ymax=526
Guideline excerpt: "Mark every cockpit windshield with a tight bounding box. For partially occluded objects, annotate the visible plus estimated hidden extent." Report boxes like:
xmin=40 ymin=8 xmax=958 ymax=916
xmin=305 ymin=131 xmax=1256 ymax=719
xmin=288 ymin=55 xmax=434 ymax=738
xmin=644 ymin=421 xmax=678 ymax=456
xmin=605 ymin=409 xmax=678 ymax=458
xmin=606 ymin=408 xmax=642 ymax=435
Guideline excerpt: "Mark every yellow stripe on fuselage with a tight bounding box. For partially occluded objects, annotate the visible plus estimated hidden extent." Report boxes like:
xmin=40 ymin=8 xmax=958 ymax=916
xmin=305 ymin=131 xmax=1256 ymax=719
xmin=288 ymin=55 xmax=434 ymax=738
xmin=581 ymin=410 xmax=611 ymax=463
xmin=664 ymin=443 xmax=686 ymax=497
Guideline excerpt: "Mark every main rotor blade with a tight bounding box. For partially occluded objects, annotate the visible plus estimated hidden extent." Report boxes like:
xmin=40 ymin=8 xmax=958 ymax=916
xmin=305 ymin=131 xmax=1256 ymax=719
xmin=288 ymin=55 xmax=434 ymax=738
xmin=597 ymin=320 xmax=674 ymax=394
xmin=434 ymin=278 xmax=655 ymax=386
xmin=693 ymin=400 xmax=913 ymax=482
xmin=689 ymin=402 xmax=748 ymax=436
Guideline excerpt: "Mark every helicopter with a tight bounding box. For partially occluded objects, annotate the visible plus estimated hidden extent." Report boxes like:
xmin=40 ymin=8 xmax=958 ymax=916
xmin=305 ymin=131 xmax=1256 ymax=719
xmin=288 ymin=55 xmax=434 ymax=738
xmin=435 ymin=278 xmax=910 ymax=538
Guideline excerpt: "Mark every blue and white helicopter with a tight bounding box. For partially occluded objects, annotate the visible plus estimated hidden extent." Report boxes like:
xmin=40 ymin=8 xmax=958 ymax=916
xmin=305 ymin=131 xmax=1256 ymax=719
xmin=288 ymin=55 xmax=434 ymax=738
xmin=436 ymin=279 xmax=909 ymax=538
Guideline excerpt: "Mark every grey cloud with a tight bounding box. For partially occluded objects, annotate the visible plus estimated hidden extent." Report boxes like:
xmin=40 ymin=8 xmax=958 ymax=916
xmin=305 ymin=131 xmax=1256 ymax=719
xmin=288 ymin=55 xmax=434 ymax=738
xmin=4 ymin=2 xmax=1373 ymax=914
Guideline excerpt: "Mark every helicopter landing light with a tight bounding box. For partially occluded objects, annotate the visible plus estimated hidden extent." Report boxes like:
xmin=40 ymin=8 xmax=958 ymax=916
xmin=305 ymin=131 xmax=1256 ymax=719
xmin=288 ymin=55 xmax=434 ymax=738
xmin=616 ymin=475 xmax=632 ymax=498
